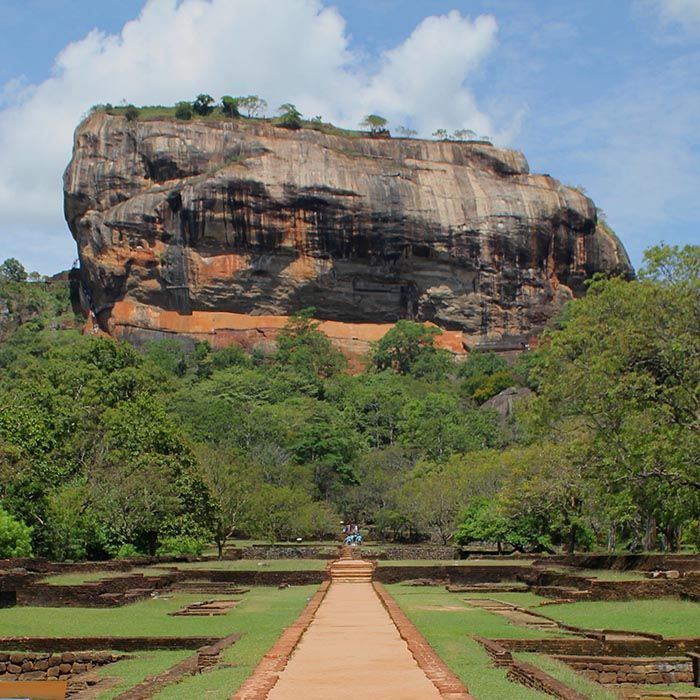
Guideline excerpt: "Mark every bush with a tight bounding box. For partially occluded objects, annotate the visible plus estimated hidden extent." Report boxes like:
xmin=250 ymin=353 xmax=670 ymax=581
xmin=109 ymin=543 xmax=141 ymax=559
xmin=124 ymin=105 xmax=140 ymax=121
xmin=221 ymin=96 xmax=240 ymax=118
xmin=192 ymin=94 xmax=214 ymax=116
xmin=0 ymin=507 xmax=32 ymax=557
xmin=175 ymin=101 xmax=193 ymax=120
xmin=276 ymin=103 xmax=302 ymax=130
xmin=158 ymin=535 xmax=206 ymax=556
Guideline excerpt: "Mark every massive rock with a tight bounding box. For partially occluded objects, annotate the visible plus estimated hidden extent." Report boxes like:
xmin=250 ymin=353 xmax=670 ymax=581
xmin=64 ymin=112 xmax=632 ymax=355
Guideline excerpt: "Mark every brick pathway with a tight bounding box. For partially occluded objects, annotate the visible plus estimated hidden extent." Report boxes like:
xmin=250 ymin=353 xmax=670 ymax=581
xmin=234 ymin=573 xmax=473 ymax=700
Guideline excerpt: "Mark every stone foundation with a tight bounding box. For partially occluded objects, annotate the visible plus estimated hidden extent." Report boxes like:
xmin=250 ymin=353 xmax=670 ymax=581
xmin=0 ymin=651 xmax=122 ymax=682
xmin=555 ymin=655 xmax=693 ymax=685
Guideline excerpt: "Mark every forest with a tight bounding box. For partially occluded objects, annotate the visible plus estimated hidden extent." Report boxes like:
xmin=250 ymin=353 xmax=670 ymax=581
xmin=0 ymin=244 xmax=697 ymax=560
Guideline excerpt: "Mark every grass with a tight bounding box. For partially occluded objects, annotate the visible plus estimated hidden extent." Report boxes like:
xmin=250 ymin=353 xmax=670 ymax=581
xmin=95 ymin=650 xmax=191 ymax=700
xmin=151 ymin=586 xmax=314 ymax=699
xmin=0 ymin=587 xmax=316 ymax=638
xmin=98 ymin=106 xmax=366 ymax=138
xmin=549 ymin=566 xmax=649 ymax=581
xmin=458 ymin=591 xmax=552 ymax=608
xmin=162 ymin=559 xmax=327 ymax=571
xmin=387 ymin=585 xmax=563 ymax=700
xmin=378 ymin=559 xmax=535 ymax=567
xmin=40 ymin=568 xmax=172 ymax=586
xmin=516 ymin=653 xmax=618 ymax=700
xmin=534 ymin=598 xmax=700 ymax=637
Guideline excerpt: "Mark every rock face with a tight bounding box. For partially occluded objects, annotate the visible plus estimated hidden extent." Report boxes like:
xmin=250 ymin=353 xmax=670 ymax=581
xmin=64 ymin=112 xmax=632 ymax=354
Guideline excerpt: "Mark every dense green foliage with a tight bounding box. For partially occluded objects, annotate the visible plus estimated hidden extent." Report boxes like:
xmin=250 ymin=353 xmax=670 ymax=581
xmin=0 ymin=243 xmax=697 ymax=559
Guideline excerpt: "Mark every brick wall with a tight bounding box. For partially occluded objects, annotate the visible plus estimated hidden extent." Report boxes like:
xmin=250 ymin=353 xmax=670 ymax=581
xmin=0 ymin=651 xmax=121 ymax=681
xmin=554 ymin=655 xmax=693 ymax=685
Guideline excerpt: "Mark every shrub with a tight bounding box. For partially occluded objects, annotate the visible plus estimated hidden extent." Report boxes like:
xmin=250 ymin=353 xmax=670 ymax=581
xmin=0 ymin=507 xmax=32 ymax=557
xmin=158 ymin=535 xmax=206 ymax=556
xmin=192 ymin=94 xmax=214 ymax=116
xmin=175 ymin=101 xmax=193 ymax=120
xmin=276 ymin=103 xmax=302 ymax=129
xmin=221 ymin=95 xmax=240 ymax=118
xmin=124 ymin=105 xmax=140 ymax=121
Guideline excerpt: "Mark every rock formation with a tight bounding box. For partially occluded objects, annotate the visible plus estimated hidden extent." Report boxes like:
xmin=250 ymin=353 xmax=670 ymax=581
xmin=64 ymin=112 xmax=632 ymax=356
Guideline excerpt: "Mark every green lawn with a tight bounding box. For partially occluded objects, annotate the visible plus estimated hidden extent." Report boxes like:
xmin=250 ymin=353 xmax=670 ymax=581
xmin=0 ymin=587 xmax=316 ymax=638
xmin=163 ymin=559 xmax=327 ymax=571
xmin=387 ymin=585 xmax=563 ymax=700
xmin=96 ymin=650 xmax=192 ymax=700
xmin=548 ymin=566 xmax=649 ymax=581
xmin=378 ymin=559 xmax=535 ymax=567
xmin=516 ymin=653 xmax=618 ymax=700
xmin=535 ymin=598 xmax=700 ymax=637
xmin=151 ymin=586 xmax=314 ymax=699
xmin=40 ymin=568 xmax=172 ymax=586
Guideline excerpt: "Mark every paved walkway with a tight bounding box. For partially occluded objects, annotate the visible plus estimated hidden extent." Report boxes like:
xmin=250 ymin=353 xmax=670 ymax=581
xmin=266 ymin=582 xmax=444 ymax=700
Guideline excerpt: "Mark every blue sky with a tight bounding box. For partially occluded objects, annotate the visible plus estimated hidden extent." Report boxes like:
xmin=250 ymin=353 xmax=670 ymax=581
xmin=0 ymin=0 xmax=698 ymax=273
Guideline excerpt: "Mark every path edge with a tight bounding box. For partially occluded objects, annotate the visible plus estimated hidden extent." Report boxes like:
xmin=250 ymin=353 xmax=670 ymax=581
xmin=230 ymin=581 xmax=331 ymax=700
xmin=373 ymin=582 xmax=475 ymax=700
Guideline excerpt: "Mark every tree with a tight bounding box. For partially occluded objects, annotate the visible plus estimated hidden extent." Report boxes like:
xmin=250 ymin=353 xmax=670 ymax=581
xmin=372 ymin=320 xmax=446 ymax=376
xmin=246 ymin=484 xmax=337 ymax=542
xmin=220 ymin=95 xmax=240 ymax=118
xmin=432 ymin=129 xmax=449 ymax=140
xmin=0 ymin=258 xmax=27 ymax=283
xmin=175 ymin=101 xmax=193 ymax=120
xmin=124 ymin=105 xmax=140 ymax=121
xmin=528 ymin=244 xmax=700 ymax=549
xmin=395 ymin=126 xmax=417 ymax=138
xmin=453 ymin=129 xmax=477 ymax=141
xmin=276 ymin=308 xmax=347 ymax=379
xmin=193 ymin=94 xmax=215 ymax=116
xmin=276 ymin=103 xmax=302 ymax=129
xmin=238 ymin=95 xmax=267 ymax=118
xmin=0 ymin=506 xmax=32 ymax=557
xmin=196 ymin=445 xmax=258 ymax=558
xmin=360 ymin=114 xmax=388 ymax=135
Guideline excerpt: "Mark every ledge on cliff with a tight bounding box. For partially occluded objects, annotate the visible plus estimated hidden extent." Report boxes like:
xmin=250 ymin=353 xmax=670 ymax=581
xmin=64 ymin=112 xmax=633 ymax=356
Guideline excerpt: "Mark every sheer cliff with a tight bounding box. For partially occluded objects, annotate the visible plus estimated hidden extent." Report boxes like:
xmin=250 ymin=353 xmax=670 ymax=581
xmin=64 ymin=112 xmax=632 ymax=354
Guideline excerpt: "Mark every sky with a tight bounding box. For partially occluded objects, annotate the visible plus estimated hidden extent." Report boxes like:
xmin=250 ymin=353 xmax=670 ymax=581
xmin=0 ymin=0 xmax=698 ymax=274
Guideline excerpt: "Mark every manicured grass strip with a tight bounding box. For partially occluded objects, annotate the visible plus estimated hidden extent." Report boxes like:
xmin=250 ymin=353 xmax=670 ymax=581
xmin=457 ymin=592 xmax=552 ymax=608
xmin=0 ymin=590 xmax=300 ymax=638
xmin=377 ymin=559 xmax=536 ymax=567
xmin=533 ymin=598 xmax=700 ymax=638
xmin=516 ymin=653 xmax=618 ymax=700
xmin=40 ymin=568 xmax=172 ymax=586
xmin=151 ymin=585 xmax=318 ymax=699
xmin=387 ymin=585 xmax=553 ymax=699
xmin=95 ymin=650 xmax=191 ymax=700
xmin=165 ymin=559 xmax=327 ymax=571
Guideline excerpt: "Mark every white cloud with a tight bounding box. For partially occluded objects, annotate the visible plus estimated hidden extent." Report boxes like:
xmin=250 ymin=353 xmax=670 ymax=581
xmin=652 ymin=0 xmax=700 ymax=28
xmin=0 ymin=0 xmax=500 ymax=273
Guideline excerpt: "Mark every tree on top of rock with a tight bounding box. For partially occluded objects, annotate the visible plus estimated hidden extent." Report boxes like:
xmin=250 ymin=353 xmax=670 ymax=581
xmin=220 ymin=96 xmax=240 ymax=118
xmin=276 ymin=103 xmax=303 ymax=129
xmin=192 ymin=94 xmax=215 ymax=116
xmin=238 ymin=95 xmax=268 ymax=118
xmin=361 ymin=114 xmax=388 ymax=134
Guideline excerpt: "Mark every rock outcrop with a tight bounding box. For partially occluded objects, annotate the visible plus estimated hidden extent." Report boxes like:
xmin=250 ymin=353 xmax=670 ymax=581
xmin=64 ymin=112 xmax=632 ymax=355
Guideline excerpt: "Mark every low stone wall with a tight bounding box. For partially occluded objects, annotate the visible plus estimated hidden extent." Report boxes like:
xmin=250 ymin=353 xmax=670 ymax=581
xmin=537 ymin=554 xmax=700 ymax=574
xmin=507 ymin=659 xmax=588 ymax=700
xmin=472 ymin=636 xmax=587 ymax=699
xmin=18 ymin=571 xmax=181 ymax=607
xmin=0 ymin=637 xmax=220 ymax=651
xmin=498 ymin=638 xmax=700 ymax=657
xmin=374 ymin=565 xmax=528 ymax=584
xmin=183 ymin=569 xmax=327 ymax=586
xmin=555 ymin=655 xmax=693 ymax=685
xmin=0 ymin=651 xmax=122 ymax=681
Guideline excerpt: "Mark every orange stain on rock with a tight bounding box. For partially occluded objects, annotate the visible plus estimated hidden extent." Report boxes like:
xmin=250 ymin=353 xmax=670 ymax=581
xmin=106 ymin=300 xmax=466 ymax=365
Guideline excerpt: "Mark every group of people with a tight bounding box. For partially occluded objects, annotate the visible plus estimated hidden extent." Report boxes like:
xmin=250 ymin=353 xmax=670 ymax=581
xmin=342 ymin=522 xmax=362 ymax=545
